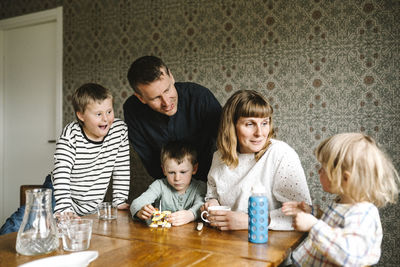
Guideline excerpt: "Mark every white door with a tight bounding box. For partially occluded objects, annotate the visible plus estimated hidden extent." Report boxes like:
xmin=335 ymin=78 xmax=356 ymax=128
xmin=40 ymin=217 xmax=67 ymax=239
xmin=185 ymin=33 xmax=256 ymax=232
xmin=0 ymin=8 xmax=62 ymax=225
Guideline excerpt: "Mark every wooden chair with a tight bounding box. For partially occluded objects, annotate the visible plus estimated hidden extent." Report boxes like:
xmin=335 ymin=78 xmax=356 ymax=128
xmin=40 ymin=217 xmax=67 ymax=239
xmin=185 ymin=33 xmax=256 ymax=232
xmin=19 ymin=178 xmax=113 ymax=206
xmin=20 ymin=185 xmax=42 ymax=206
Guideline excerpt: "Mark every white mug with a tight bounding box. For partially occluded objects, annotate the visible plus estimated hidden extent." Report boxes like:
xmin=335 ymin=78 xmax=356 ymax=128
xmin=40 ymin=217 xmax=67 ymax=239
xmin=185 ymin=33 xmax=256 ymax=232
xmin=201 ymin=206 xmax=231 ymax=223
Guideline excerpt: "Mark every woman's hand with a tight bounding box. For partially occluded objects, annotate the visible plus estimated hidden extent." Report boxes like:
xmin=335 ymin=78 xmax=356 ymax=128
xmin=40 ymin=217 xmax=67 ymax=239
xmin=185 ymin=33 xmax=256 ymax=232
xmin=200 ymin=199 xmax=220 ymax=212
xmin=282 ymin=201 xmax=311 ymax=216
xmin=292 ymin=212 xmax=318 ymax=232
xmin=117 ymin=203 xmax=130 ymax=210
xmin=167 ymin=210 xmax=194 ymax=226
xmin=136 ymin=204 xmax=156 ymax=220
xmin=208 ymin=210 xmax=248 ymax=231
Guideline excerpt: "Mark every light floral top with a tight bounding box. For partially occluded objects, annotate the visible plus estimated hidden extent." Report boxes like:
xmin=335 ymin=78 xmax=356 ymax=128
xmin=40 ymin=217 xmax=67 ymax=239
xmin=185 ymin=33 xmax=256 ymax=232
xmin=206 ymin=139 xmax=312 ymax=230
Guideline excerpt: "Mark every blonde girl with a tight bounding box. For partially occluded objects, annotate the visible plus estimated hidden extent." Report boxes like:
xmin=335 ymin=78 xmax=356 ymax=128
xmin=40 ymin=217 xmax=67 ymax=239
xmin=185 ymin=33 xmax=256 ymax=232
xmin=282 ymin=133 xmax=399 ymax=266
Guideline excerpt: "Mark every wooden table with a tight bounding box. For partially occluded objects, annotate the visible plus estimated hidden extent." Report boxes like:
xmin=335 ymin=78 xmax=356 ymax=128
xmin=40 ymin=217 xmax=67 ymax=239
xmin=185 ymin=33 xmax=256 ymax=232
xmin=0 ymin=210 xmax=305 ymax=266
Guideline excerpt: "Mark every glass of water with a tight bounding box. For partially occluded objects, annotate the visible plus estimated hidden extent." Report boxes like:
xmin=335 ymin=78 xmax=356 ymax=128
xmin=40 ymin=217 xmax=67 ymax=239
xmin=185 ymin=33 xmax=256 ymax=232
xmin=97 ymin=202 xmax=117 ymax=220
xmin=61 ymin=219 xmax=93 ymax=251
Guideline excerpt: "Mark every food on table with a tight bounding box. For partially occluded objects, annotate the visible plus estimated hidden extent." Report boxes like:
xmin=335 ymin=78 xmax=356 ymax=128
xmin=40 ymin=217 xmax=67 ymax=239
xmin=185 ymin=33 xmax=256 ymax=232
xmin=196 ymin=222 xmax=204 ymax=231
xmin=149 ymin=209 xmax=171 ymax=228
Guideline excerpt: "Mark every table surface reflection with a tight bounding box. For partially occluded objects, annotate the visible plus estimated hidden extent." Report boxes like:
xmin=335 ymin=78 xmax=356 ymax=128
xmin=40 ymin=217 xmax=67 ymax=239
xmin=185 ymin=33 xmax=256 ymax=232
xmin=0 ymin=210 xmax=305 ymax=266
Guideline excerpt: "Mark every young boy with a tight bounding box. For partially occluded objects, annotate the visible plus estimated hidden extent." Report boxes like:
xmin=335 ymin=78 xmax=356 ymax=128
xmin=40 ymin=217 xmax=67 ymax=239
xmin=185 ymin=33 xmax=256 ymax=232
xmin=0 ymin=83 xmax=130 ymax=234
xmin=131 ymin=141 xmax=206 ymax=226
xmin=52 ymin=83 xmax=130 ymax=215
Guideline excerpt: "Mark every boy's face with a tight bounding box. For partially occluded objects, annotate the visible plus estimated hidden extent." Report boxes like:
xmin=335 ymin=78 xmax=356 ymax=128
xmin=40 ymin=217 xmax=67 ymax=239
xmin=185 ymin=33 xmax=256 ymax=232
xmin=76 ymin=97 xmax=114 ymax=142
xmin=162 ymin=157 xmax=198 ymax=194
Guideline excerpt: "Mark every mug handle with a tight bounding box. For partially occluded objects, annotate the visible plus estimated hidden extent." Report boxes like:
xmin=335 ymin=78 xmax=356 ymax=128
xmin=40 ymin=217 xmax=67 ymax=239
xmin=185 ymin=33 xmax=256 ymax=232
xmin=200 ymin=210 xmax=210 ymax=223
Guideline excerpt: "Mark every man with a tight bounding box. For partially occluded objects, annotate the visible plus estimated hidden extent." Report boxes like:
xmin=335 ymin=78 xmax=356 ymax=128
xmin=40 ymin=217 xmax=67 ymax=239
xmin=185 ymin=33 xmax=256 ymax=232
xmin=123 ymin=56 xmax=222 ymax=182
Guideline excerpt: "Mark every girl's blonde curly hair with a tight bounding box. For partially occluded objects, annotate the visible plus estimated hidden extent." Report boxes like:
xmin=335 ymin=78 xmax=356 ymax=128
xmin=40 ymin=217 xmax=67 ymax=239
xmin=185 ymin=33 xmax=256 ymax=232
xmin=315 ymin=133 xmax=399 ymax=207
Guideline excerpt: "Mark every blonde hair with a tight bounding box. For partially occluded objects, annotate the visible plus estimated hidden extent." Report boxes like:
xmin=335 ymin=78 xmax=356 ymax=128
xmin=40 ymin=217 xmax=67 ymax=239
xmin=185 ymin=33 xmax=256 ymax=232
xmin=72 ymin=83 xmax=113 ymax=125
xmin=217 ymin=90 xmax=275 ymax=168
xmin=315 ymin=133 xmax=399 ymax=207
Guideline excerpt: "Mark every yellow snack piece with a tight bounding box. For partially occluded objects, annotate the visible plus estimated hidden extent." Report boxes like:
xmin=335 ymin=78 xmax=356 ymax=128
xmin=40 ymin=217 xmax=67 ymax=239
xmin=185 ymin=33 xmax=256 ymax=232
xmin=149 ymin=210 xmax=172 ymax=228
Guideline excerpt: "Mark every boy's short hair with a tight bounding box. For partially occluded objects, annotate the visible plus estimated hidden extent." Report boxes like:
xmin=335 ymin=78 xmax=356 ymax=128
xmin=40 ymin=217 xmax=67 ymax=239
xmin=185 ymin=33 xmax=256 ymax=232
xmin=160 ymin=141 xmax=198 ymax=167
xmin=72 ymin=83 xmax=113 ymax=124
xmin=127 ymin=55 xmax=170 ymax=95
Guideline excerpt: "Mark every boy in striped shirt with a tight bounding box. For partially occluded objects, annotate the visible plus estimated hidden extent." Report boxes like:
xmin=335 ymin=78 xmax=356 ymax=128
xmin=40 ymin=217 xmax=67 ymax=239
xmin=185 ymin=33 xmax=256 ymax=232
xmin=52 ymin=83 xmax=130 ymax=216
xmin=0 ymin=83 xmax=130 ymax=234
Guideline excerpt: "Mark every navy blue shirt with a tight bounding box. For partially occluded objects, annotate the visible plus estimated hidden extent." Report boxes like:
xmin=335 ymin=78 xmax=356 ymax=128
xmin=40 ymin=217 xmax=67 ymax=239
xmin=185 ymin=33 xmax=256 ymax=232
xmin=123 ymin=82 xmax=222 ymax=181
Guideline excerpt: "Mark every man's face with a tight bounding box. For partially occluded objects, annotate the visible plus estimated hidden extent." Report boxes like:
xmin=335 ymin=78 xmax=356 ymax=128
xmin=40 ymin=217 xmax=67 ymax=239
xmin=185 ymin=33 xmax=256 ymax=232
xmin=135 ymin=69 xmax=178 ymax=116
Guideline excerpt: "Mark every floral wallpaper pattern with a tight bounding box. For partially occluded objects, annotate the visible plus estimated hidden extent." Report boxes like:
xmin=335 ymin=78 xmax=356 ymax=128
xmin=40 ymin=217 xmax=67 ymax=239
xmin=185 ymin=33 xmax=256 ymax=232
xmin=1 ymin=0 xmax=399 ymax=265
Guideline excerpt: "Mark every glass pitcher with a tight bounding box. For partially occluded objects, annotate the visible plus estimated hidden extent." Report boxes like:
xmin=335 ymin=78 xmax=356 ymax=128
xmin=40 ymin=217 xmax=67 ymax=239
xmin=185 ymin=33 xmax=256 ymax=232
xmin=16 ymin=188 xmax=59 ymax=255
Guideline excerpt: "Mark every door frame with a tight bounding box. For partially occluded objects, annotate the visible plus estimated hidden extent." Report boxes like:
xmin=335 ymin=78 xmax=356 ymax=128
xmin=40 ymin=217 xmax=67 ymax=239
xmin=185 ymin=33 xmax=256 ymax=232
xmin=0 ymin=7 xmax=63 ymax=220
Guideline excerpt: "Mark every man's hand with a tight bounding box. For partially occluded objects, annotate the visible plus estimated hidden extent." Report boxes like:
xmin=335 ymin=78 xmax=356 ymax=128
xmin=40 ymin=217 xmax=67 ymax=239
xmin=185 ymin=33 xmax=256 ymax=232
xmin=136 ymin=204 xmax=156 ymax=220
xmin=167 ymin=210 xmax=194 ymax=226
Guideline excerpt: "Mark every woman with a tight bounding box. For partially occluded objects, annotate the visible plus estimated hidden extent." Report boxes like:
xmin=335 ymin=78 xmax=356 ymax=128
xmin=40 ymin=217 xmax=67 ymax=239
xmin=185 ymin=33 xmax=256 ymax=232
xmin=203 ymin=90 xmax=311 ymax=230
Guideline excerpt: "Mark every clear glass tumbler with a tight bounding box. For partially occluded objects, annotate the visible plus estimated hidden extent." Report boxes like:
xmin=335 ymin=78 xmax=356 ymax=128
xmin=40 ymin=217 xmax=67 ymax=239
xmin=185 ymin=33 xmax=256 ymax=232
xmin=97 ymin=202 xmax=117 ymax=220
xmin=61 ymin=219 xmax=93 ymax=251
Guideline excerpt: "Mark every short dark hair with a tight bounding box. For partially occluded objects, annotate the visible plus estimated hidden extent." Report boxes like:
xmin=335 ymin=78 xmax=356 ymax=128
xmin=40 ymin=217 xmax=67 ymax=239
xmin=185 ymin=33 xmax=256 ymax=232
xmin=72 ymin=83 xmax=113 ymax=125
xmin=160 ymin=141 xmax=198 ymax=167
xmin=127 ymin=55 xmax=170 ymax=94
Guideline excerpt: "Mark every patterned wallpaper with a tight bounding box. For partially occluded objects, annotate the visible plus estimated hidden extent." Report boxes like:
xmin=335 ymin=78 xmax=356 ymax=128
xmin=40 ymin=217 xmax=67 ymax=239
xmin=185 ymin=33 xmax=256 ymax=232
xmin=1 ymin=0 xmax=399 ymax=265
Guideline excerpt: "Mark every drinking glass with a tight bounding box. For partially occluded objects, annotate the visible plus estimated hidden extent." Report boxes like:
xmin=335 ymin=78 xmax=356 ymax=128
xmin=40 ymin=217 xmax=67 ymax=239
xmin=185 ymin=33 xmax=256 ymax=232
xmin=61 ymin=219 xmax=93 ymax=251
xmin=97 ymin=202 xmax=117 ymax=220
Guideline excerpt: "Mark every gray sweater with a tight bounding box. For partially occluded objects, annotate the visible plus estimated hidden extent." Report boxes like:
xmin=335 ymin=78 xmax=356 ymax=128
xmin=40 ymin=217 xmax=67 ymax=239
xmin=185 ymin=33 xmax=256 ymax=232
xmin=130 ymin=178 xmax=206 ymax=221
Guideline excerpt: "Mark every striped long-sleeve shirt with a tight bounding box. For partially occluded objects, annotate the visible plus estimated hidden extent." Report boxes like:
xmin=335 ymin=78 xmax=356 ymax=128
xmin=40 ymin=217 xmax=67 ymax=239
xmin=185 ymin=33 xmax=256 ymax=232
xmin=292 ymin=201 xmax=382 ymax=266
xmin=52 ymin=119 xmax=130 ymax=215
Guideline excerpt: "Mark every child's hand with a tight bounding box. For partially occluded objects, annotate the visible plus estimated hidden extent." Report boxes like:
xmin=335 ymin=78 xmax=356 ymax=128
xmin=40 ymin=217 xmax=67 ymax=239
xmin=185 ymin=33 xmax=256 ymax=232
xmin=292 ymin=212 xmax=318 ymax=232
xmin=136 ymin=204 xmax=156 ymax=220
xmin=54 ymin=211 xmax=80 ymax=221
xmin=167 ymin=210 xmax=194 ymax=226
xmin=117 ymin=203 xmax=130 ymax=210
xmin=54 ymin=211 xmax=80 ymax=229
xmin=201 ymin=199 xmax=220 ymax=212
xmin=282 ymin=201 xmax=311 ymax=216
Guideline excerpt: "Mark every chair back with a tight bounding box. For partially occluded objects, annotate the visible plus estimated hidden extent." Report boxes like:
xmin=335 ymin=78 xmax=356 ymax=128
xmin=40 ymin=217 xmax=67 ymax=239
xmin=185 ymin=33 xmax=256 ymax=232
xmin=20 ymin=185 xmax=42 ymax=206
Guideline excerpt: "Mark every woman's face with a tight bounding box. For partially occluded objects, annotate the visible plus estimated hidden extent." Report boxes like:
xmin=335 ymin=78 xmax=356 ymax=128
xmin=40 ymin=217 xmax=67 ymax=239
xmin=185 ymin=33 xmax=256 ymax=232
xmin=235 ymin=117 xmax=270 ymax=154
